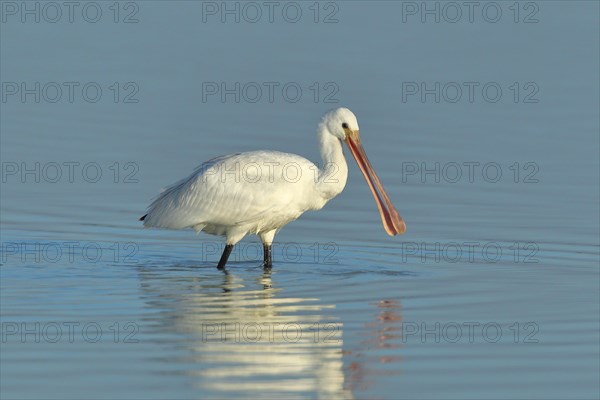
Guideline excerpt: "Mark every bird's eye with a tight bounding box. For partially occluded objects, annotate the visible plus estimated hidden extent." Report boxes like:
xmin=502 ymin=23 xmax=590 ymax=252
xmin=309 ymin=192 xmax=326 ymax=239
xmin=342 ymin=123 xmax=349 ymax=129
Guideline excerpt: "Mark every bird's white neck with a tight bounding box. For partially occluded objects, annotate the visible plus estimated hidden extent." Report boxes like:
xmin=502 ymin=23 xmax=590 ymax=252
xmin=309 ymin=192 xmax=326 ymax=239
xmin=316 ymin=123 xmax=348 ymax=200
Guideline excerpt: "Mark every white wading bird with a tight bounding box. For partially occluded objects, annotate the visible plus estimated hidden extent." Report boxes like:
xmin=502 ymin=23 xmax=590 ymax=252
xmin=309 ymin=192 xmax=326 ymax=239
xmin=140 ymin=108 xmax=405 ymax=269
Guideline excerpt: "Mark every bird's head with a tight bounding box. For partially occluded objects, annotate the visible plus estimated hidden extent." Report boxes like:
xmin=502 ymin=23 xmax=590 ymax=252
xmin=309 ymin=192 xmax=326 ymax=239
xmin=320 ymin=107 xmax=406 ymax=236
xmin=321 ymin=107 xmax=360 ymax=141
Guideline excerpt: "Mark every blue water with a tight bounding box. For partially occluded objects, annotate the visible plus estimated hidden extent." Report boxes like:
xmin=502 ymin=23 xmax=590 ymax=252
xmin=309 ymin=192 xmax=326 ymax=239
xmin=1 ymin=1 xmax=598 ymax=399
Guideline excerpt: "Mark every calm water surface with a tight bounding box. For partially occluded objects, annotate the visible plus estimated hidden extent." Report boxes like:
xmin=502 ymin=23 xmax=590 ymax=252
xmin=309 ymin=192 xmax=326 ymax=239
xmin=1 ymin=2 xmax=598 ymax=399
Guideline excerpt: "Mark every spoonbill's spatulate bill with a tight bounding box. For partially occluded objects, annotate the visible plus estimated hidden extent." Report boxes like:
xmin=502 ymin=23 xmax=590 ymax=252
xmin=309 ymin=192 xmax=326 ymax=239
xmin=140 ymin=108 xmax=406 ymax=269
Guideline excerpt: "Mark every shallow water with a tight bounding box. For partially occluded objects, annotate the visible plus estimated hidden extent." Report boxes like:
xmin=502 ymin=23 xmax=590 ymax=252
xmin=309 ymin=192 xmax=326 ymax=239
xmin=1 ymin=2 xmax=599 ymax=399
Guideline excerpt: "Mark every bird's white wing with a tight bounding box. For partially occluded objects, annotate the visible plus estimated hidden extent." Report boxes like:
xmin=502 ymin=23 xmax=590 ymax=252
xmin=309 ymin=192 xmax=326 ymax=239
xmin=141 ymin=151 xmax=320 ymax=230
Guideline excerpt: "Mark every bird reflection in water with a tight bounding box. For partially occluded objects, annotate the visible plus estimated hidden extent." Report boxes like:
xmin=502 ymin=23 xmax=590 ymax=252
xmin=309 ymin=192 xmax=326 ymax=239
xmin=346 ymin=299 xmax=403 ymax=391
xmin=136 ymin=265 xmax=353 ymax=399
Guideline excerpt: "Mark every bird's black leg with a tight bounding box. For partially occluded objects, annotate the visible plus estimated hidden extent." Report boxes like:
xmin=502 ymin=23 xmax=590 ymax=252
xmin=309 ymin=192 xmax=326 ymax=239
xmin=217 ymin=244 xmax=234 ymax=270
xmin=263 ymin=243 xmax=272 ymax=269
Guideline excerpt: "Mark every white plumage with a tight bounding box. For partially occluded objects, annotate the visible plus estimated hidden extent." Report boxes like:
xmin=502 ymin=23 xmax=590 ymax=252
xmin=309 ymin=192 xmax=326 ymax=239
xmin=142 ymin=151 xmax=339 ymax=242
xmin=141 ymin=108 xmax=405 ymax=268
